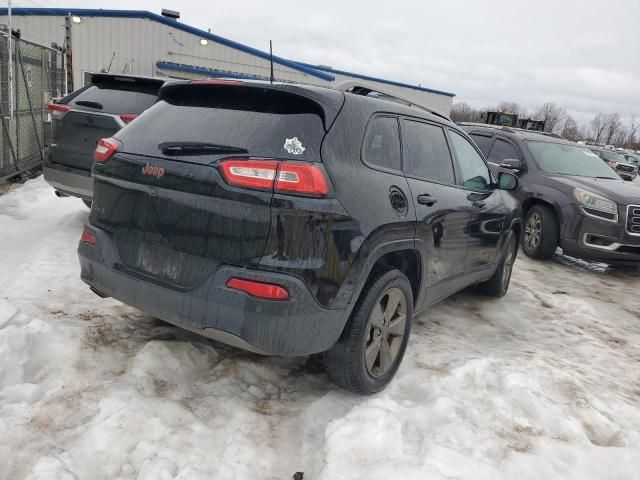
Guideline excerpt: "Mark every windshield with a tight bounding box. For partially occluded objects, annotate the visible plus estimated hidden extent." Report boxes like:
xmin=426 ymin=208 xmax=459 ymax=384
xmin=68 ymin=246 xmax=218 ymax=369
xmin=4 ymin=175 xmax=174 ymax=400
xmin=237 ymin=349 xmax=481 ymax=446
xmin=527 ymin=141 xmax=621 ymax=179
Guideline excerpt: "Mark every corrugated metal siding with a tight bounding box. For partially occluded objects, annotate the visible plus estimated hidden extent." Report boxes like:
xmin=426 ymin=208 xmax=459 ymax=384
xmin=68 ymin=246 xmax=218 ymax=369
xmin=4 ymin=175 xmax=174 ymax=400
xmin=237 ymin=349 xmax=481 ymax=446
xmin=0 ymin=13 xmax=453 ymax=115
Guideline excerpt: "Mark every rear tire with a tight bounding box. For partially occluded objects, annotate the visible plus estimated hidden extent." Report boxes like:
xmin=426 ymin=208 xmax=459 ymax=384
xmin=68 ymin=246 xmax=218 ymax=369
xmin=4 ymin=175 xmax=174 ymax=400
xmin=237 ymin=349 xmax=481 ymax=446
xmin=479 ymin=231 xmax=517 ymax=297
xmin=324 ymin=268 xmax=413 ymax=394
xmin=522 ymin=205 xmax=558 ymax=260
xmin=82 ymin=199 xmax=92 ymax=209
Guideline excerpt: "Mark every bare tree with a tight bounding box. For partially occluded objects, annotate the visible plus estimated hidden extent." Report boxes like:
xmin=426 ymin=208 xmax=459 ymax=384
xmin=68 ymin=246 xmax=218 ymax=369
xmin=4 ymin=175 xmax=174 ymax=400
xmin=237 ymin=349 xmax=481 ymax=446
xmin=591 ymin=114 xmax=607 ymax=144
xmin=560 ymin=115 xmax=579 ymax=141
xmin=496 ymin=101 xmax=525 ymax=116
xmin=535 ymin=103 xmax=567 ymax=134
xmin=626 ymin=114 xmax=639 ymax=146
xmin=450 ymin=102 xmax=483 ymax=123
xmin=604 ymin=113 xmax=623 ymax=145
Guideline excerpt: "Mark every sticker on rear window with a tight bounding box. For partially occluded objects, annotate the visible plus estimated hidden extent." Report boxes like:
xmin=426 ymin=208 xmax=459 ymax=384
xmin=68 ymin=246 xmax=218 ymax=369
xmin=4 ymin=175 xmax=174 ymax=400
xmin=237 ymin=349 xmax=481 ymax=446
xmin=284 ymin=137 xmax=305 ymax=155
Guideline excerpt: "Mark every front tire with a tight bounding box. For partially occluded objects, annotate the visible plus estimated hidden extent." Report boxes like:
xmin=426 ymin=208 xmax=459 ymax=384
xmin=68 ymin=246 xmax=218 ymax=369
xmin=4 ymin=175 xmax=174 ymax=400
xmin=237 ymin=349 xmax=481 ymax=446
xmin=522 ymin=205 xmax=558 ymax=260
xmin=479 ymin=231 xmax=517 ymax=297
xmin=324 ymin=268 xmax=413 ymax=394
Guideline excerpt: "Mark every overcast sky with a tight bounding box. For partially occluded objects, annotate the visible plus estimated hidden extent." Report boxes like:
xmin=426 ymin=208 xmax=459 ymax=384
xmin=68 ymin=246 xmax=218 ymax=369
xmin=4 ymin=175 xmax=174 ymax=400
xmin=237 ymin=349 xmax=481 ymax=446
xmin=27 ymin=0 xmax=640 ymax=126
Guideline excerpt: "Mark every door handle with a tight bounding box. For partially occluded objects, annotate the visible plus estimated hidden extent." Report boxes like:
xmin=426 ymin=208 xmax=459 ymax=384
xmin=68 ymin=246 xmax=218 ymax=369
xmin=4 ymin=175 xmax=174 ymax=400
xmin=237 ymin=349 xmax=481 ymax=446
xmin=472 ymin=200 xmax=486 ymax=208
xmin=417 ymin=194 xmax=438 ymax=206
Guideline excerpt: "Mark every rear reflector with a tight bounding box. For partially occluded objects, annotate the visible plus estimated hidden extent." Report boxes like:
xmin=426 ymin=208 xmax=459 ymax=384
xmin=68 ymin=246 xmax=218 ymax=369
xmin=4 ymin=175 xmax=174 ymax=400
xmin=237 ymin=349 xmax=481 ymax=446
xmin=219 ymin=160 xmax=279 ymax=190
xmin=226 ymin=277 xmax=289 ymax=300
xmin=80 ymin=230 xmax=96 ymax=245
xmin=119 ymin=113 xmax=138 ymax=124
xmin=94 ymin=138 xmax=119 ymax=163
xmin=219 ymin=158 xmax=329 ymax=196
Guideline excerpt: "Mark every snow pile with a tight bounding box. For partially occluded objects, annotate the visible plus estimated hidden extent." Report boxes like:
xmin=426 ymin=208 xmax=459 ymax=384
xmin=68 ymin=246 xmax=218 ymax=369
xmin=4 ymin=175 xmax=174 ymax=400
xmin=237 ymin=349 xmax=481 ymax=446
xmin=1 ymin=177 xmax=640 ymax=479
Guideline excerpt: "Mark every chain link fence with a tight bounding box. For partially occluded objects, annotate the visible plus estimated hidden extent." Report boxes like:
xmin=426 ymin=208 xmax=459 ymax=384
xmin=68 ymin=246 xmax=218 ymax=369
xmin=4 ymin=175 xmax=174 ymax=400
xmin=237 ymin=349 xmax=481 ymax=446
xmin=0 ymin=32 xmax=65 ymax=181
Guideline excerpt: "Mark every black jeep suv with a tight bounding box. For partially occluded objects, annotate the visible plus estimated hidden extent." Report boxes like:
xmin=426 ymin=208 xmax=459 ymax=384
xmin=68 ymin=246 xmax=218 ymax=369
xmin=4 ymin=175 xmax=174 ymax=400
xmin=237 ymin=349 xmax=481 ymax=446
xmin=463 ymin=124 xmax=640 ymax=265
xmin=78 ymin=81 xmax=520 ymax=393
xmin=44 ymin=73 xmax=169 ymax=206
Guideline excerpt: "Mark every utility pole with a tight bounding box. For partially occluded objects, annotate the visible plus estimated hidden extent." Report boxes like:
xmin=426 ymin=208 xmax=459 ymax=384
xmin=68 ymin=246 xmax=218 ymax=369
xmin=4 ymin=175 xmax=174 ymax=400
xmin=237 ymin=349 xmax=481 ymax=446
xmin=8 ymin=0 xmax=14 ymax=118
xmin=64 ymin=14 xmax=73 ymax=92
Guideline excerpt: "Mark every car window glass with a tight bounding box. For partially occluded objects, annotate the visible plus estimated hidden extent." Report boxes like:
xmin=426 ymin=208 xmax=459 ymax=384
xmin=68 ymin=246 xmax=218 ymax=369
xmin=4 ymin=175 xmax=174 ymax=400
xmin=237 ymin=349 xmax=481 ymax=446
xmin=68 ymin=82 xmax=159 ymax=114
xmin=362 ymin=117 xmax=401 ymax=171
xmin=469 ymin=133 xmax=493 ymax=157
xmin=487 ymin=138 xmax=520 ymax=164
xmin=402 ymin=120 xmax=455 ymax=183
xmin=449 ymin=130 xmax=492 ymax=191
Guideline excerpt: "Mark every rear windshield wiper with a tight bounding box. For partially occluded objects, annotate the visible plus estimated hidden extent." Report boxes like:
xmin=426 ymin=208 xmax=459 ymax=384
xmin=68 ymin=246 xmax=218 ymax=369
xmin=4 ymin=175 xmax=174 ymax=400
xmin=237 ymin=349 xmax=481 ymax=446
xmin=158 ymin=141 xmax=248 ymax=156
xmin=74 ymin=100 xmax=104 ymax=109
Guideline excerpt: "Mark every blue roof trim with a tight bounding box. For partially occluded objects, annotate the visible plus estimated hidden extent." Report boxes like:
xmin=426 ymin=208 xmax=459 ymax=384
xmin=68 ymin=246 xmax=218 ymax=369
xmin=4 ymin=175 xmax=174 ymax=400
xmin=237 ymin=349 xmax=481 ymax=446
xmin=156 ymin=61 xmax=270 ymax=81
xmin=298 ymin=62 xmax=455 ymax=97
xmin=0 ymin=8 xmax=335 ymax=82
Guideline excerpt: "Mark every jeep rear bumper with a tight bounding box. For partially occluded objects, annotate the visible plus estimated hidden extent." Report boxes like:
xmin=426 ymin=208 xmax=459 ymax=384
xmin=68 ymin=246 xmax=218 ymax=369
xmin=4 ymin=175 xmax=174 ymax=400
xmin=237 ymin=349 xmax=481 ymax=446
xmin=44 ymin=163 xmax=93 ymax=200
xmin=78 ymin=225 xmax=350 ymax=356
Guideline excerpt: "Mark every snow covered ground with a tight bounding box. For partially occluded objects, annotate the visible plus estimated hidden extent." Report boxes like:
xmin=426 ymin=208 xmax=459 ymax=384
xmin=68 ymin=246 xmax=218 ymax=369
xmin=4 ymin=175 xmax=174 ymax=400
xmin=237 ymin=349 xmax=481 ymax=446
xmin=1 ymin=177 xmax=639 ymax=480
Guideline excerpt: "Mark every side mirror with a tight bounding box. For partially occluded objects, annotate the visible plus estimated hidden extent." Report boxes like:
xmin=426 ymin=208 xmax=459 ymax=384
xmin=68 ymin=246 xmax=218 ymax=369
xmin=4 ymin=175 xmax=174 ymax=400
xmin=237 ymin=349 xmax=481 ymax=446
xmin=498 ymin=172 xmax=518 ymax=191
xmin=499 ymin=158 xmax=522 ymax=171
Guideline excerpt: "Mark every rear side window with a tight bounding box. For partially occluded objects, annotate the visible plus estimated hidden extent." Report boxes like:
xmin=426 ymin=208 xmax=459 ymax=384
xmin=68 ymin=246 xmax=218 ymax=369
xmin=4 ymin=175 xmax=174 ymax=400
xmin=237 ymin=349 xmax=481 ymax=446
xmin=402 ymin=120 xmax=455 ymax=184
xmin=115 ymin=85 xmax=326 ymax=161
xmin=469 ymin=133 xmax=493 ymax=157
xmin=362 ymin=116 xmax=401 ymax=171
xmin=487 ymin=138 xmax=520 ymax=164
xmin=65 ymin=78 xmax=160 ymax=114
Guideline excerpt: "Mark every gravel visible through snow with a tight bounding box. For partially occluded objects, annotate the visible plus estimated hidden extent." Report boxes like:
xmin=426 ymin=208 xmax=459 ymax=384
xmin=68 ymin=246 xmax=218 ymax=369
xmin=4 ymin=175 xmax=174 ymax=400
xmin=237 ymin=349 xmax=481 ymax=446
xmin=1 ymin=177 xmax=639 ymax=479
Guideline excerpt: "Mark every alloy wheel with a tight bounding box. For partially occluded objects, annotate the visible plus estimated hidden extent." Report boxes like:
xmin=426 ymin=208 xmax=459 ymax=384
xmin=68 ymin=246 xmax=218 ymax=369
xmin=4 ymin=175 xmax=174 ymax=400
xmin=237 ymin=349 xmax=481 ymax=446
xmin=364 ymin=287 xmax=407 ymax=377
xmin=525 ymin=212 xmax=542 ymax=251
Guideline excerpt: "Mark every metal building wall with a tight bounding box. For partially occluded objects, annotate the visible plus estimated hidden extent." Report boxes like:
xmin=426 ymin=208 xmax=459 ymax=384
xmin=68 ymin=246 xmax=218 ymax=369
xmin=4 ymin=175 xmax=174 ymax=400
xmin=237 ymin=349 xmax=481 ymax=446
xmin=0 ymin=11 xmax=454 ymax=116
xmin=0 ymin=14 xmax=328 ymax=89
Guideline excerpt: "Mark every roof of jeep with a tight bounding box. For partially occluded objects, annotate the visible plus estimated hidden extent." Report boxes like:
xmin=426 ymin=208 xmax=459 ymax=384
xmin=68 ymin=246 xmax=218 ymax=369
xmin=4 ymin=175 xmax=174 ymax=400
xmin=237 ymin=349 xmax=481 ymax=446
xmin=159 ymin=79 xmax=457 ymax=130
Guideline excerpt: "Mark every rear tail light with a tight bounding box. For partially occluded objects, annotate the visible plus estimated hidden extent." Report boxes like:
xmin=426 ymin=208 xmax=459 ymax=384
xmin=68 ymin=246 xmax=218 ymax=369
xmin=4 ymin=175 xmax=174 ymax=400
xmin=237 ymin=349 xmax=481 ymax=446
xmin=119 ymin=113 xmax=138 ymax=124
xmin=48 ymin=103 xmax=70 ymax=119
xmin=80 ymin=229 xmax=96 ymax=245
xmin=219 ymin=160 xmax=279 ymax=190
xmin=94 ymin=138 xmax=119 ymax=163
xmin=226 ymin=277 xmax=289 ymax=300
xmin=219 ymin=159 xmax=329 ymax=197
xmin=276 ymin=163 xmax=328 ymax=196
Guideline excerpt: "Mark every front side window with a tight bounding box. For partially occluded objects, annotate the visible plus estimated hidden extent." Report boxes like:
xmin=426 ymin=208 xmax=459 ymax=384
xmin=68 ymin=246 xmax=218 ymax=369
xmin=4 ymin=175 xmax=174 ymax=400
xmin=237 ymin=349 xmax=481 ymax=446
xmin=362 ymin=116 xmax=401 ymax=171
xmin=402 ymin=120 xmax=455 ymax=184
xmin=487 ymin=138 xmax=520 ymax=164
xmin=469 ymin=133 xmax=494 ymax=157
xmin=449 ymin=130 xmax=492 ymax=191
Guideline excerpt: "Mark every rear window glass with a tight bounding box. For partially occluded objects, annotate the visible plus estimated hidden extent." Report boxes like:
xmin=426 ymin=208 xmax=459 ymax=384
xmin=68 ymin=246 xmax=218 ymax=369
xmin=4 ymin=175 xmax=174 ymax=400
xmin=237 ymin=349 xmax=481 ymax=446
xmin=115 ymin=85 xmax=326 ymax=161
xmin=65 ymin=79 xmax=160 ymax=115
xmin=362 ymin=116 xmax=401 ymax=171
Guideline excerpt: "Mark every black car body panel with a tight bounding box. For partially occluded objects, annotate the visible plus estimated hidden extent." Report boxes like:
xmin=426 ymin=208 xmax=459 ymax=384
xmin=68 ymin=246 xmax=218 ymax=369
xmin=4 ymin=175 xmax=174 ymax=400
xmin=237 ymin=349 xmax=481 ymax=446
xmin=79 ymin=81 xmax=520 ymax=356
xmin=463 ymin=124 xmax=640 ymax=264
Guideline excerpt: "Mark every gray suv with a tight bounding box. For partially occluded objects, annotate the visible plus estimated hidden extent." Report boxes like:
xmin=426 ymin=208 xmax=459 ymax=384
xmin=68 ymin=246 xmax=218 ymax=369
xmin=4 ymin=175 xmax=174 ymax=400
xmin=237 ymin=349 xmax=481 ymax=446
xmin=44 ymin=73 xmax=168 ymax=206
xmin=462 ymin=124 xmax=640 ymax=265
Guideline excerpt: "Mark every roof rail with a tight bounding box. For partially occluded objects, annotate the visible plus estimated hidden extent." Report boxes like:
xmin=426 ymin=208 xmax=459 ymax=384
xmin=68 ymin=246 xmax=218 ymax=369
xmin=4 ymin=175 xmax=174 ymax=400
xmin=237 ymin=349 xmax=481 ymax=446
xmin=458 ymin=122 xmax=515 ymax=133
xmin=335 ymin=80 xmax=451 ymax=121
